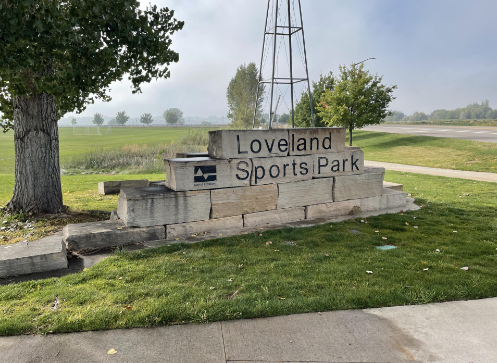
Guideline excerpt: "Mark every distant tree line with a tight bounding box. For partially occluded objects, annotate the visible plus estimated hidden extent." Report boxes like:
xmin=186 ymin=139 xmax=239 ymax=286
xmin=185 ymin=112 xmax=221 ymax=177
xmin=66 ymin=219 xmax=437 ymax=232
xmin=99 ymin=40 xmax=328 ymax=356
xmin=385 ymin=100 xmax=497 ymax=121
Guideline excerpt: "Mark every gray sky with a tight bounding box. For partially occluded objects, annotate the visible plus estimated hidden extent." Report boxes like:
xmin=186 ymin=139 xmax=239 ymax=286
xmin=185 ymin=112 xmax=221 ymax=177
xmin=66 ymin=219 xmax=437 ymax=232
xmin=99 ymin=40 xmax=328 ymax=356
xmin=70 ymin=0 xmax=497 ymax=119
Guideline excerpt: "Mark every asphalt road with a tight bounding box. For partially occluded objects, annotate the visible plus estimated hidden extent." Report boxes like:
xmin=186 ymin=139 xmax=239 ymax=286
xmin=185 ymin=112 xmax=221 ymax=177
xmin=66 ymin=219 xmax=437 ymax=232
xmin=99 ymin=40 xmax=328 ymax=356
xmin=363 ymin=124 xmax=497 ymax=143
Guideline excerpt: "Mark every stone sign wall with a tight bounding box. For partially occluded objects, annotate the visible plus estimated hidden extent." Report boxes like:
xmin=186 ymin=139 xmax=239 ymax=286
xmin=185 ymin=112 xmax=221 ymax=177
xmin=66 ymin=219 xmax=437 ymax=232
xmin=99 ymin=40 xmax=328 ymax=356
xmin=116 ymin=128 xmax=407 ymax=235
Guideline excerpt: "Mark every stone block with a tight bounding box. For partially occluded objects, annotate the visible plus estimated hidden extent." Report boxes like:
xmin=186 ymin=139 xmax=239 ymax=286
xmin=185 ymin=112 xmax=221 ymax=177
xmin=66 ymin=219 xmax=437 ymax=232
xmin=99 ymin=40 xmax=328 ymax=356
xmin=175 ymin=152 xmax=209 ymax=158
xmin=98 ymin=179 xmax=149 ymax=195
xmin=63 ymin=221 xmax=165 ymax=251
xmin=208 ymin=129 xmax=289 ymax=159
xmin=305 ymin=199 xmax=361 ymax=220
xmin=167 ymin=216 xmax=243 ymax=239
xmin=360 ymin=189 xmax=407 ymax=212
xmin=383 ymin=181 xmax=404 ymax=192
xmin=383 ymin=188 xmax=407 ymax=209
xmin=211 ymin=185 xmax=278 ymax=219
xmin=277 ymin=178 xmax=334 ymax=209
xmin=313 ymin=149 xmax=364 ymax=178
xmin=243 ymin=207 xmax=305 ymax=228
xmin=289 ymin=128 xmax=346 ymax=155
xmin=251 ymin=155 xmax=313 ymax=185
xmin=117 ymin=187 xmax=211 ymax=227
xmin=0 ymin=233 xmax=67 ymax=277
xmin=164 ymin=157 xmax=252 ymax=191
xmin=110 ymin=210 xmax=119 ymax=221
xmin=334 ymin=168 xmax=385 ymax=202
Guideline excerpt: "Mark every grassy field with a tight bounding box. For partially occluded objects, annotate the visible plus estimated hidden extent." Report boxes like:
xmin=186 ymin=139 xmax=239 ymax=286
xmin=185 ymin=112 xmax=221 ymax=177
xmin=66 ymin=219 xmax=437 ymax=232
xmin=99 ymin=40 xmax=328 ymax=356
xmin=1 ymin=171 xmax=496 ymax=336
xmin=350 ymin=130 xmax=497 ymax=173
xmin=0 ymin=127 xmax=198 ymax=174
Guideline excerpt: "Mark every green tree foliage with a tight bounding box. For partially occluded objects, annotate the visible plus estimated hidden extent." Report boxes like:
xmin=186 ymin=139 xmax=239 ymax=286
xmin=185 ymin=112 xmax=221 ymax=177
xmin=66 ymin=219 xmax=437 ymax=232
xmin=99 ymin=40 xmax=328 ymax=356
xmin=277 ymin=113 xmax=291 ymax=125
xmin=0 ymin=0 xmax=183 ymax=214
xmin=226 ymin=63 xmax=265 ymax=129
xmin=140 ymin=113 xmax=154 ymax=126
xmin=115 ymin=111 xmax=130 ymax=126
xmin=318 ymin=64 xmax=396 ymax=146
xmin=294 ymin=72 xmax=335 ymax=128
xmin=92 ymin=113 xmax=104 ymax=126
xmin=164 ymin=108 xmax=184 ymax=125
xmin=383 ymin=110 xmax=405 ymax=122
xmin=71 ymin=118 xmax=77 ymax=126
xmin=401 ymin=100 xmax=497 ymax=121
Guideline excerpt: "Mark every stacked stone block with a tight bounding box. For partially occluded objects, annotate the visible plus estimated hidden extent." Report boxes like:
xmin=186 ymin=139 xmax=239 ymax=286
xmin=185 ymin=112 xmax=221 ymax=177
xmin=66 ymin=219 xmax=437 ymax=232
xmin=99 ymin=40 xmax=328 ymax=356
xmin=116 ymin=128 xmax=407 ymax=238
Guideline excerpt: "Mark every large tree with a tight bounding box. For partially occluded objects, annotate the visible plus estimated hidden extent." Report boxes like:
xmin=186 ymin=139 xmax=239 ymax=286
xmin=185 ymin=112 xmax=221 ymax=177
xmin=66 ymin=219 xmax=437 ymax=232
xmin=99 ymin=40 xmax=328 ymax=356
xmin=92 ymin=113 xmax=104 ymax=126
xmin=0 ymin=0 xmax=184 ymax=214
xmin=163 ymin=108 xmax=183 ymax=125
xmin=140 ymin=113 xmax=154 ymax=126
xmin=294 ymin=72 xmax=335 ymax=128
xmin=226 ymin=63 xmax=265 ymax=129
xmin=317 ymin=64 xmax=396 ymax=146
xmin=115 ymin=111 xmax=130 ymax=126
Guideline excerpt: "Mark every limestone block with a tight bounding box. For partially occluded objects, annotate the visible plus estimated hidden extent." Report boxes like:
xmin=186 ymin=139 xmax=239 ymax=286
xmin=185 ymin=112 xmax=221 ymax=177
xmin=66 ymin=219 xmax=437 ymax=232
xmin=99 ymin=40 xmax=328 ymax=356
xmin=63 ymin=221 xmax=165 ymax=251
xmin=334 ymin=168 xmax=385 ymax=202
xmin=98 ymin=179 xmax=149 ymax=195
xmin=383 ymin=188 xmax=407 ymax=209
xmin=208 ymin=129 xmax=289 ymax=159
xmin=117 ymin=186 xmax=211 ymax=227
xmin=175 ymin=152 xmax=209 ymax=158
xmin=313 ymin=149 xmax=364 ymax=178
xmin=164 ymin=157 xmax=252 ymax=191
xmin=360 ymin=189 xmax=407 ymax=212
xmin=277 ymin=178 xmax=334 ymax=209
xmin=305 ymin=199 xmax=361 ymax=220
xmin=289 ymin=128 xmax=346 ymax=155
xmin=110 ymin=210 xmax=119 ymax=221
xmin=251 ymin=155 xmax=313 ymax=186
xmin=0 ymin=233 xmax=67 ymax=277
xmin=383 ymin=181 xmax=404 ymax=192
xmin=167 ymin=216 xmax=243 ymax=239
xmin=211 ymin=185 xmax=278 ymax=219
xmin=243 ymin=207 xmax=305 ymax=228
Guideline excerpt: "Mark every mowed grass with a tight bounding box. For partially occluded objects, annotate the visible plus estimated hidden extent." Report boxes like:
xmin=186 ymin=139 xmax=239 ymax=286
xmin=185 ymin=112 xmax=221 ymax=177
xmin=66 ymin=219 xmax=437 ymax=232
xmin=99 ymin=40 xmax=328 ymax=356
xmin=0 ymin=171 xmax=496 ymax=336
xmin=0 ymin=127 xmax=198 ymax=174
xmin=351 ymin=130 xmax=497 ymax=173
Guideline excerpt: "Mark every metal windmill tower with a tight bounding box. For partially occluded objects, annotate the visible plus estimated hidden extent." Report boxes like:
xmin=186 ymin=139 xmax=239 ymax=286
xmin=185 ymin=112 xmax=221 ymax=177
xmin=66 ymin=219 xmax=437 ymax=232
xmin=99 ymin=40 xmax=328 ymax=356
xmin=252 ymin=0 xmax=315 ymax=129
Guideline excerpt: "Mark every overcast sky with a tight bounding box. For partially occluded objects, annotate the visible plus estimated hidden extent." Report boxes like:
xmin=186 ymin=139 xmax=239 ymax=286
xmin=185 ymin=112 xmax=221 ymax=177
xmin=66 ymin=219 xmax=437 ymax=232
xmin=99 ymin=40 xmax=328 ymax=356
xmin=70 ymin=0 xmax=497 ymax=119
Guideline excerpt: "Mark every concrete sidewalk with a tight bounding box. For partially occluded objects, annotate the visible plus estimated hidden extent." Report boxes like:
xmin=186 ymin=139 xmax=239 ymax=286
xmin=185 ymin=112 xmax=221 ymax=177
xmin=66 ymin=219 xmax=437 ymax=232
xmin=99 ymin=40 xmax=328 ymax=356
xmin=1 ymin=298 xmax=497 ymax=363
xmin=365 ymin=160 xmax=497 ymax=183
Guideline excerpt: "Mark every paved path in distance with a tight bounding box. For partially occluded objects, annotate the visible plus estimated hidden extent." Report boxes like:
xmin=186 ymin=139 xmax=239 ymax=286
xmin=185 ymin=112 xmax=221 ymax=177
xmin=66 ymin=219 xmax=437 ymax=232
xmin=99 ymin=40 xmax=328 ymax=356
xmin=363 ymin=124 xmax=497 ymax=143
xmin=366 ymin=160 xmax=497 ymax=182
xmin=1 ymin=298 xmax=497 ymax=362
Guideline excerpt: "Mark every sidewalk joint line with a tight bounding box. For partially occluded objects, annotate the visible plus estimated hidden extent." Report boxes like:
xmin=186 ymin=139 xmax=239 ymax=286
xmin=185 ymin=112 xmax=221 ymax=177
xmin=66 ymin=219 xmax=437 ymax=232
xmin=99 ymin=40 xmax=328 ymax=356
xmin=220 ymin=322 xmax=228 ymax=362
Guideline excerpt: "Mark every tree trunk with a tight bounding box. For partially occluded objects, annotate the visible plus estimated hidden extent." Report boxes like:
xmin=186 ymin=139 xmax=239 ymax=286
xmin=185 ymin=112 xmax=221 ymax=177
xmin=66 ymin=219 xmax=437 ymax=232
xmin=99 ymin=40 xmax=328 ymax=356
xmin=7 ymin=93 xmax=64 ymax=215
xmin=349 ymin=126 xmax=353 ymax=146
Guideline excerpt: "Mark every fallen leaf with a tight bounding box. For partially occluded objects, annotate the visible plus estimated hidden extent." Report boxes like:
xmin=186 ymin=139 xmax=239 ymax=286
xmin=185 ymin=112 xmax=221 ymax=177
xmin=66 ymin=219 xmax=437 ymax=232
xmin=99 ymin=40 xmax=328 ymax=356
xmin=435 ymin=249 xmax=440 ymax=253
xmin=210 ymin=286 xmax=215 ymax=290
xmin=83 ymin=268 xmax=89 ymax=272
xmin=259 ymin=234 xmax=263 ymax=237
xmin=107 ymin=349 xmax=117 ymax=355
xmin=279 ymin=297 xmax=286 ymax=300
xmin=259 ymin=228 xmax=264 ymax=230
xmin=227 ymin=290 xmax=239 ymax=300
xmin=317 ymin=312 xmax=322 ymax=315
xmin=382 ymin=237 xmax=388 ymax=240
xmin=175 ymin=238 xmax=180 ymax=241
xmin=375 ymin=231 xmax=379 ymax=233
xmin=366 ymin=271 xmax=373 ymax=274
xmin=423 ymin=268 xmax=429 ymax=271
xmin=219 ymin=234 xmax=223 ymax=237
xmin=453 ymin=231 xmax=457 ymax=233
xmin=228 ymin=278 xmax=233 ymax=282
xmin=414 ymin=226 xmax=418 ymax=229
xmin=461 ymin=267 xmax=469 ymax=271
xmin=124 ymin=306 xmax=132 ymax=310
xmin=266 ymin=241 xmax=273 ymax=245
xmin=405 ymin=222 xmax=409 ymax=226
xmin=324 ymin=253 xmax=330 ymax=257
xmin=360 ymin=220 xmax=365 ymax=223
xmin=274 ymin=249 xmax=280 ymax=252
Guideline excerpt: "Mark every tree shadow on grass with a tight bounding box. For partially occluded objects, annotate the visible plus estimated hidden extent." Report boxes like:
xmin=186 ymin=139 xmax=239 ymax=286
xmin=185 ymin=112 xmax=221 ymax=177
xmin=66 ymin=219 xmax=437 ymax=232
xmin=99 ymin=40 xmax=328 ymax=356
xmin=361 ymin=135 xmax=444 ymax=149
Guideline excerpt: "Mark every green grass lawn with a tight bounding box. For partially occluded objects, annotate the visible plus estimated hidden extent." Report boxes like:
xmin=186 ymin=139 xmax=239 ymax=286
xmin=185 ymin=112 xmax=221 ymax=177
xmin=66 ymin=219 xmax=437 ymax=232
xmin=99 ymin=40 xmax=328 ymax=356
xmin=1 ymin=171 xmax=496 ymax=336
xmin=351 ymin=130 xmax=497 ymax=173
xmin=0 ymin=127 xmax=197 ymax=174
